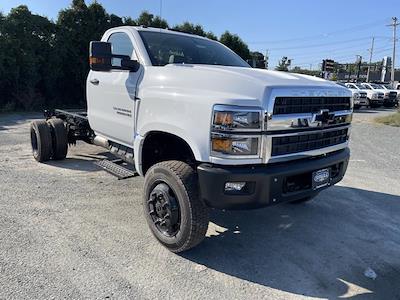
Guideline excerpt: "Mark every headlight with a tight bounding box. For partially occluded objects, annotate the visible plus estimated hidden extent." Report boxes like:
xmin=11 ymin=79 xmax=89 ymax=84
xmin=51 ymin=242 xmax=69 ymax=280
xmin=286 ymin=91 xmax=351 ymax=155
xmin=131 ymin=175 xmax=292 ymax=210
xmin=212 ymin=107 xmax=262 ymax=131
xmin=211 ymin=105 xmax=263 ymax=158
xmin=211 ymin=134 xmax=259 ymax=156
xmin=353 ymin=92 xmax=360 ymax=99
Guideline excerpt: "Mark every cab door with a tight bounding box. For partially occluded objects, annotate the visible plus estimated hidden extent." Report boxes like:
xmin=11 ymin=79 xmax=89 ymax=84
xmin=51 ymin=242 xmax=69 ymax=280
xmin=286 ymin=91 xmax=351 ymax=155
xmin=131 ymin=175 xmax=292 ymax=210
xmin=87 ymin=30 xmax=140 ymax=146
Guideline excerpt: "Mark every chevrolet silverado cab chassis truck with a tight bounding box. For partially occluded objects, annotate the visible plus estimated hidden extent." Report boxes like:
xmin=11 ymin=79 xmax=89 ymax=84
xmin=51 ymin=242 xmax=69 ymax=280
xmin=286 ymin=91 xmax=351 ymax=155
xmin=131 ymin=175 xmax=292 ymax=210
xmin=30 ymin=26 xmax=353 ymax=252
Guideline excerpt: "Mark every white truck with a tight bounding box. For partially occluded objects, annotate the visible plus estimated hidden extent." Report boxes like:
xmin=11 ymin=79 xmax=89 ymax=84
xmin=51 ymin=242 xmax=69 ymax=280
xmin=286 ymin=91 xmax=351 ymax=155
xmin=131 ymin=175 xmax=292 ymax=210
xmin=379 ymin=83 xmax=399 ymax=107
xmin=30 ymin=26 xmax=352 ymax=252
xmin=361 ymin=83 xmax=397 ymax=108
xmin=345 ymin=82 xmax=384 ymax=108
xmin=337 ymin=82 xmax=368 ymax=109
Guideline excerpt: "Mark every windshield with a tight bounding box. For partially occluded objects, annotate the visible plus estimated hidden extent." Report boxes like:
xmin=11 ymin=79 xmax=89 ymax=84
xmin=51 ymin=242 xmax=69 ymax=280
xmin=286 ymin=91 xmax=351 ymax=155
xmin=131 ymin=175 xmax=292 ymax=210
xmin=380 ymin=84 xmax=392 ymax=89
xmin=139 ymin=31 xmax=250 ymax=67
xmin=370 ymin=83 xmax=382 ymax=89
xmin=355 ymin=84 xmax=365 ymax=89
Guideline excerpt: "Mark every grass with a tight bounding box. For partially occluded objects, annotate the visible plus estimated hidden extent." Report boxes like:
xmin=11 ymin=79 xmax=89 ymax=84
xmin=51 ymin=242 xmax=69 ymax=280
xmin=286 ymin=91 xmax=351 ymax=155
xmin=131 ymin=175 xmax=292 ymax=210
xmin=375 ymin=110 xmax=400 ymax=127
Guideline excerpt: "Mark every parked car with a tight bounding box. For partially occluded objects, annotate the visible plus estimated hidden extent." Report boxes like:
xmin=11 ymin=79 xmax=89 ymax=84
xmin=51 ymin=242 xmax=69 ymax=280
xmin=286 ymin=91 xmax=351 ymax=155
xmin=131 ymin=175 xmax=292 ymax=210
xmin=337 ymin=82 xmax=367 ymax=109
xmin=361 ymin=83 xmax=395 ymax=108
xmin=29 ymin=26 xmax=353 ymax=252
xmin=379 ymin=83 xmax=399 ymax=107
xmin=345 ymin=83 xmax=383 ymax=108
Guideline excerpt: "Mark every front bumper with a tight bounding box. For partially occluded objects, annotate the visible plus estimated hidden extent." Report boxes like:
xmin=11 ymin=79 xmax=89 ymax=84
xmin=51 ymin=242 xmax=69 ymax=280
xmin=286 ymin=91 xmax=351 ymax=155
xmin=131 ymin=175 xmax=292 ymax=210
xmin=197 ymin=148 xmax=350 ymax=210
xmin=355 ymin=98 xmax=368 ymax=105
xmin=383 ymin=98 xmax=398 ymax=105
xmin=370 ymin=98 xmax=384 ymax=105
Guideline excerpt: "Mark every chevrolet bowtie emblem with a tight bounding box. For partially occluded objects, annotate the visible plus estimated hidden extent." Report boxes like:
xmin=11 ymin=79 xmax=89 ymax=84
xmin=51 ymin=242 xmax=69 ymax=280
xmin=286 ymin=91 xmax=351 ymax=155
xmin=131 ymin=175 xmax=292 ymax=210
xmin=311 ymin=109 xmax=335 ymax=126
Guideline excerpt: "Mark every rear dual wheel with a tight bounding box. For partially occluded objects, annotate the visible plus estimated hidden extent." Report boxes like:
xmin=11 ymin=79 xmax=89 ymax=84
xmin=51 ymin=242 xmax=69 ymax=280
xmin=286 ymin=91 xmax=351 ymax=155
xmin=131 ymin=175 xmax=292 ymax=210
xmin=47 ymin=119 xmax=68 ymax=160
xmin=30 ymin=119 xmax=68 ymax=162
xmin=30 ymin=120 xmax=53 ymax=162
xmin=143 ymin=160 xmax=209 ymax=253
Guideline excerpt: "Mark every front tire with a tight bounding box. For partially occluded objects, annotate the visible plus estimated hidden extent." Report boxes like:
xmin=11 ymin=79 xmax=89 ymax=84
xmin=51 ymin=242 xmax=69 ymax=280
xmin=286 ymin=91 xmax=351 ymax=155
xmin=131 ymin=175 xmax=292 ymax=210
xmin=143 ymin=160 xmax=209 ymax=253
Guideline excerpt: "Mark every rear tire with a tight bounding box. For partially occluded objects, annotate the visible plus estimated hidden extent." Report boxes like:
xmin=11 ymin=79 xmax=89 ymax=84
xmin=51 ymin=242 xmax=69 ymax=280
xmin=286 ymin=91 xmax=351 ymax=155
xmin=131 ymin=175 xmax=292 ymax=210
xmin=30 ymin=120 xmax=52 ymax=162
xmin=143 ymin=160 xmax=209 ymax=253
xmin=47 ymin=118 xmax=68 ymax=160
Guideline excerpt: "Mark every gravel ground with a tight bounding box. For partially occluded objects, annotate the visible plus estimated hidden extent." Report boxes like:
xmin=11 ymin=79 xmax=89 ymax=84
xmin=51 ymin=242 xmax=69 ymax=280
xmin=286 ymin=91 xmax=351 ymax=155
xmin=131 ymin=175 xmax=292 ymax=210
xmin=0 ymin=108 xmax=399 ymax=300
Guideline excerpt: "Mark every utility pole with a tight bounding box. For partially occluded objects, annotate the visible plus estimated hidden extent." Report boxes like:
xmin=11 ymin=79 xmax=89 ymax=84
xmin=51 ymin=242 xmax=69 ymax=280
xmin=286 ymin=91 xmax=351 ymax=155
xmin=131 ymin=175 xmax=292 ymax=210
xmin=356 ymin=55 xmax=362 ymax=82
xmin=387 ymin=17 xmax=399 ymax=84
xmin=265 ymin=50 xmax=269 ymax=69
xmin=366 ymin=37 xmax=374 ymax=82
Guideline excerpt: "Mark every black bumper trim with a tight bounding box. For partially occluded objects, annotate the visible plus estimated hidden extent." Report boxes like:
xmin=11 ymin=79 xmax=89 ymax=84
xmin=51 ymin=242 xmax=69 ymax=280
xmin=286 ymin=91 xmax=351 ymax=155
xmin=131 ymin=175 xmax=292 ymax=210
xmin=197 ymin=148 xmax=350 ymax=210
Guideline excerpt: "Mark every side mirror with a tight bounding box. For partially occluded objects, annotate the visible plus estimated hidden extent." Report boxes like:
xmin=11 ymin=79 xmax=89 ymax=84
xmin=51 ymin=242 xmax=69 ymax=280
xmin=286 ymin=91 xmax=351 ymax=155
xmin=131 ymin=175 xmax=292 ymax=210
xmin=121 ymin=58 xmax=140 ymax=72
xmin=89 ymin=41 xmax=140 ymax=72
xmin=89 ymin=41 xmax=112 ymax=71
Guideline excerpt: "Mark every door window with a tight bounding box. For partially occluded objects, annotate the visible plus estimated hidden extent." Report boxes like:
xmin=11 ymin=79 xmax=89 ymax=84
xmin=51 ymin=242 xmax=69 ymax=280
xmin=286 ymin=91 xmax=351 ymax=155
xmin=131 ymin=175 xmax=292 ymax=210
xmin=108 ymin=32 xmax=134 ymax=67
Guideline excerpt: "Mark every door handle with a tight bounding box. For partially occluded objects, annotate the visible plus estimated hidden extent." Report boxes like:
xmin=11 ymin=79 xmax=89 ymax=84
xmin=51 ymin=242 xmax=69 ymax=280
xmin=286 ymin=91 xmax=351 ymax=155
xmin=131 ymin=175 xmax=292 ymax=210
xmin=90 ymin=78 xmax=99 ymax=85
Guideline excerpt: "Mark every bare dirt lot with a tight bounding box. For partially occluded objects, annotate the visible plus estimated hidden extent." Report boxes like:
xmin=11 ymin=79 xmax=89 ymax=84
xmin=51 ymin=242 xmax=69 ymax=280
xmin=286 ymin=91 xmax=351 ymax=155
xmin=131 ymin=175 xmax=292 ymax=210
xmin=0 ymin=108 xmax=399 ymax=300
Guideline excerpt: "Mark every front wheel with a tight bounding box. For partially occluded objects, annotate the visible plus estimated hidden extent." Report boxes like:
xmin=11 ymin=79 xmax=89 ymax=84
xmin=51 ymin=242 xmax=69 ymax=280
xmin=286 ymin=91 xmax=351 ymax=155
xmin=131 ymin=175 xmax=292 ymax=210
xmin=143 ymin=160 xmax=209 ymax=253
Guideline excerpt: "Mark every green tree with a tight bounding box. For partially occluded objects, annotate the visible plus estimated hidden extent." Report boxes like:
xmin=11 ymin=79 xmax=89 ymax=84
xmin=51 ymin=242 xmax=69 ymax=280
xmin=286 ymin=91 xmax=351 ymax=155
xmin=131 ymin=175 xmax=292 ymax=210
xmin=55 ymin=0 xmax=111 ymax=107
xmin=249 ymin=51 xmax=266 ymax=68
xmin=0 ymin=1 xmax=257 ymax=112
xmin=136 ymin=11 xmax=168 ymax=28
xmin=275 ymin=56 xmax=291 ymax=71
xmin=0 ymin=5 xmax=56 ymax=110
xmin=291 ymin=66 xmax=320 ymax=77
xmin=123 ymin=16 xmax=136 ymax=26
xmin=219 ymin=31 xmax=250 ymax=60
xmin=173 ymin=22 xmax=217 ymax=40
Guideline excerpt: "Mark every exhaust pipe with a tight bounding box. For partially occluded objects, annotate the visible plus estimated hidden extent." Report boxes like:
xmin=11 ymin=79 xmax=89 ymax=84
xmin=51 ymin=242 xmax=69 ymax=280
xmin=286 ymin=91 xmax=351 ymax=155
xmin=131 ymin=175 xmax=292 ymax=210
xmin=93 ymin=136 xmax=109 ymax=149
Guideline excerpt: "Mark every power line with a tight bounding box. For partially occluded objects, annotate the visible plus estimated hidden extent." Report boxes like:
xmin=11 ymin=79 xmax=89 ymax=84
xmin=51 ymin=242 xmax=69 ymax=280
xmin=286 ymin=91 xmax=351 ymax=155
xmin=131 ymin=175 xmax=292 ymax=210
xmin=279 ymin=43 xmax=389 ymax=60
xmin=266 ymin=37 xmax=381 ymax=51
xmin=248 ymin=18 xmax=390 ymax=45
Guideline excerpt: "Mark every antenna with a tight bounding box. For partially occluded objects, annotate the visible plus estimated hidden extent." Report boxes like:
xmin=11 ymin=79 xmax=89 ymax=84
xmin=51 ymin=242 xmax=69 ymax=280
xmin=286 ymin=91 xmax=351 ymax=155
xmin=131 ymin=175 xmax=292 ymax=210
xmin=159 ymin=0 xmax=163 ymax=31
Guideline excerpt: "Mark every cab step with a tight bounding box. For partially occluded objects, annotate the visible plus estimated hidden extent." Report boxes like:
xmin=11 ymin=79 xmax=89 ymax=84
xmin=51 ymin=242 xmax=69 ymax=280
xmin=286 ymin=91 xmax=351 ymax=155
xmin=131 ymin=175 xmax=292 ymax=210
xmin=95 ymin=159 xmax=137 ymax=180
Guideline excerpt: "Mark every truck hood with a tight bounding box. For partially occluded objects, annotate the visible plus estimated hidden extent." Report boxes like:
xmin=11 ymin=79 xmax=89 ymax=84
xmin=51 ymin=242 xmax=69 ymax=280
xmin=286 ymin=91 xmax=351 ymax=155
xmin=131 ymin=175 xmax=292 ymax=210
xmin=142 ymin=64 xmax=350 ymax=108
xmin=170 ymin=64 xmax=340 ymax=88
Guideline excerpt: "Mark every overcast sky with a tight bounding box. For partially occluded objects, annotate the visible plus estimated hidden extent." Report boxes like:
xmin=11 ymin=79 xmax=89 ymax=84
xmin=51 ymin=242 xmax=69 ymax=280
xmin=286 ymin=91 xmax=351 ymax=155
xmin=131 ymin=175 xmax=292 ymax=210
xmin=0 ymin=0 xmax=398 ymax=68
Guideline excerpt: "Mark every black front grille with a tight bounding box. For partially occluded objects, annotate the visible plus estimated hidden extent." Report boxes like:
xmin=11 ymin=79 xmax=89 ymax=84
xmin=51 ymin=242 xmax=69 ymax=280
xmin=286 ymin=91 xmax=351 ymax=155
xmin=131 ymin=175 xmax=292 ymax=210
xmin=389 ymin=92 xmax=397 ymax=100
xmin=360 ymin=93 xmax=367 ymax=99
xmin=272 ymin=128 xmax=349 ymax=156
xmin=273 ymin=97 xmax=351 ymax=115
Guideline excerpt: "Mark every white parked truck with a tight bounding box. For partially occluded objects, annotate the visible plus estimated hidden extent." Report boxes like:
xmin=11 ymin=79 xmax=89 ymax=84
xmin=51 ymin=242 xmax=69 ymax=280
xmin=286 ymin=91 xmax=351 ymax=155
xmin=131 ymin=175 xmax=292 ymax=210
xmin=378 ymin=83 xmax=399 ymax=107
xmin=361 ymin=83 xmax=396 ymax=107
xmin=345 ymin=82 xmax=383 ymax=108
xmin=30 ymin=26 xmax=352 ymax=252
xmin=337 ymin=82 xmax=367 ymax=109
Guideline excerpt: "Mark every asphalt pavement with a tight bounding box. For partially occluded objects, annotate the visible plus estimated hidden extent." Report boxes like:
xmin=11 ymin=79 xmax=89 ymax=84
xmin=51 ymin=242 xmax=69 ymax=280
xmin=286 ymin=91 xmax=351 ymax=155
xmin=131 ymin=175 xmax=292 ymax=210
xmin=0 ymin=108 xmax=399 ymax=300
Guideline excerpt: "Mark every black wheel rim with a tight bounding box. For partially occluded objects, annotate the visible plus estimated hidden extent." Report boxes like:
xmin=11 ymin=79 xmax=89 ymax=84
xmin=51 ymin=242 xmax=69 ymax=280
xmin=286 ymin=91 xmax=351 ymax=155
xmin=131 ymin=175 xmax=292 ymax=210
xmin=147 ymin=182 xmax=181 ymax=237
xmin=30 ymin=127 xmax=38 ymax=156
